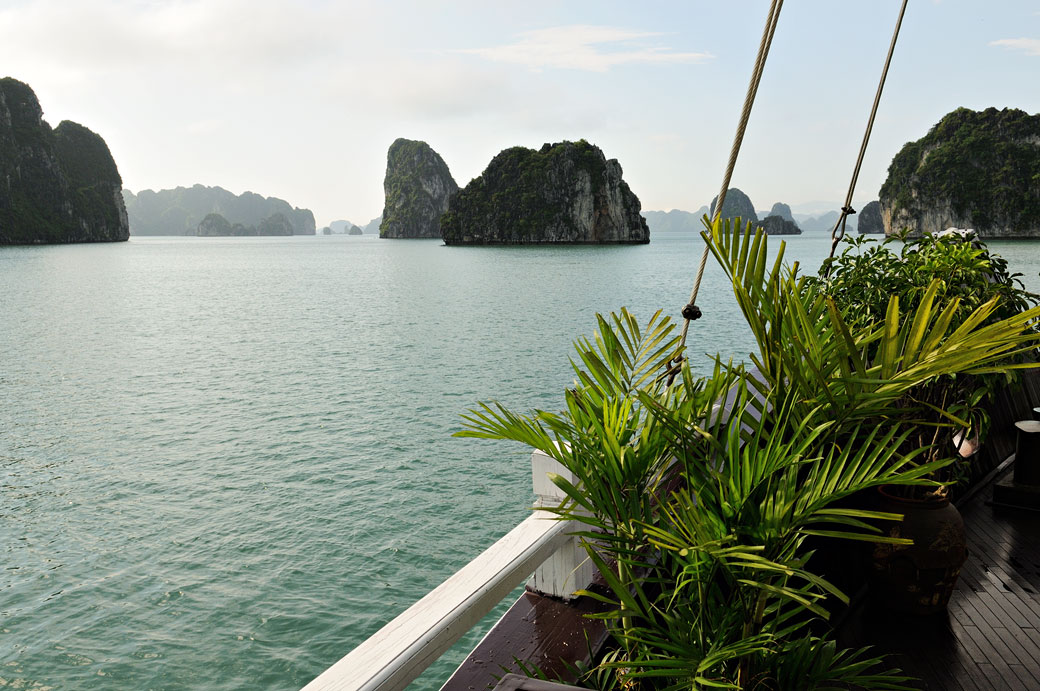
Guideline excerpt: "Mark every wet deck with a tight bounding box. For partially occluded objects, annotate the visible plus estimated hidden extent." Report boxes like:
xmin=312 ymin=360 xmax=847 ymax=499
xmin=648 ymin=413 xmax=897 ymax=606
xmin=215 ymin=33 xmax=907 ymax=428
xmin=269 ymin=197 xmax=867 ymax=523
xmin=840 ymin=464 xmax=1040 ymax=690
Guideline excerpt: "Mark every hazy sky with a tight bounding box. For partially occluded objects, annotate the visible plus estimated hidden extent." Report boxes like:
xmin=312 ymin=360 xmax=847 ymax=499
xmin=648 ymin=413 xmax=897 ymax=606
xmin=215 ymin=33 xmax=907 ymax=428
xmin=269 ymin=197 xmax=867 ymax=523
xmin=1 ymin=0 xmax=1037 ymax=226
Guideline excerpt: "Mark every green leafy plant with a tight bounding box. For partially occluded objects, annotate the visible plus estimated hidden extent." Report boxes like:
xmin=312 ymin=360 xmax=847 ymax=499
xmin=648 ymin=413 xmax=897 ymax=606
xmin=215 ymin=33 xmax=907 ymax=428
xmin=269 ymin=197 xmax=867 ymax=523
xmin=811 ymin=231 xmax=1039 ymax=492
xmin=457 ymin=217 xmax=1040 ymax=689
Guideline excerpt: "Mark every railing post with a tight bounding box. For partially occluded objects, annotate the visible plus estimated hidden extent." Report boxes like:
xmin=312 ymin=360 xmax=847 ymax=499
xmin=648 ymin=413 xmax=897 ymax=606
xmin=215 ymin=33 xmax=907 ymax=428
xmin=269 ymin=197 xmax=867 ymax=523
xmin=527 ymin=449 xmax=597 ymax=600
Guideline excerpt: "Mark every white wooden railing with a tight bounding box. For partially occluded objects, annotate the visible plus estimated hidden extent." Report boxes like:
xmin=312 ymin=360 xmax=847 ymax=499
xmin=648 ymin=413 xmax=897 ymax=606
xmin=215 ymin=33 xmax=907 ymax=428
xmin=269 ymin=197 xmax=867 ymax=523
xmin=301 ymin=450 xmax=597 ymax=691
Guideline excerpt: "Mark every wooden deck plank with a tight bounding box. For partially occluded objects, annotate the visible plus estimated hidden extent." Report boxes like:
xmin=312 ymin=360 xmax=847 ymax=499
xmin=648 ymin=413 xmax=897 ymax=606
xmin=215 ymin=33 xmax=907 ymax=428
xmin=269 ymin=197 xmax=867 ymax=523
xmin=837 ymin=462 xmax=1040 ymax=691
xmin=946 ymin=660 xmax=983 ymax=691
xmin=974 ymin=589 xmax=1031 ymax=631
xmin=989 ymin=563 xmax=1039 ymax=596
xmin=956 ymin=624 xmax=999 ymax=666
xmin=1010 ymin=663 xmax=1039 ymax=690
xmin=440 ymin=588 xmax=611 ymax=691
xmin=966 ymin=662 xmax=999 ymax=691
xmin=996 ymin=628 xmax=1040 ymax=675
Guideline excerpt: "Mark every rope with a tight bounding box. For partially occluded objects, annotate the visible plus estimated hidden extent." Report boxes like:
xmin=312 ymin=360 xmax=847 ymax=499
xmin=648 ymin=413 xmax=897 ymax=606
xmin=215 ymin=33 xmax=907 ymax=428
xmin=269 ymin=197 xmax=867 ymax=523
xmin=665 ymin=0 xmax=784 ymax=383
xmin=825 ymin=0 xmax=909 ymax=273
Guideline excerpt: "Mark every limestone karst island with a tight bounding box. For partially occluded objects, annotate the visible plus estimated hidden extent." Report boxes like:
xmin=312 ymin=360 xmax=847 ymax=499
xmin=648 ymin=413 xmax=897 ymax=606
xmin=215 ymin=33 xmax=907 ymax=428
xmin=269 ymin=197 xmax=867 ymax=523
xmin=0 ymin=78 xmax=129 ymax=245
xmin=880 ymin=107 xmax=1040 ymax=237
xmin=709 ymin=188 xmax=801 ymax=236
xmin=379 ymin=138 xmax=459 ymax=239
xmin=441 ymin=140 xmax=649 ymax=245
xmin=3 ymin=75 xmax=1038 ymax=245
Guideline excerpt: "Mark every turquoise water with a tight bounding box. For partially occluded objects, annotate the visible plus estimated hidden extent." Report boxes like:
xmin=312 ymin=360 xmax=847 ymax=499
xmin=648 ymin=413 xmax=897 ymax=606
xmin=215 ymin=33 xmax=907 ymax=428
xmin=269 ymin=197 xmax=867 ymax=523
xmin=1 ymin=233 xmax=1036 ymax=689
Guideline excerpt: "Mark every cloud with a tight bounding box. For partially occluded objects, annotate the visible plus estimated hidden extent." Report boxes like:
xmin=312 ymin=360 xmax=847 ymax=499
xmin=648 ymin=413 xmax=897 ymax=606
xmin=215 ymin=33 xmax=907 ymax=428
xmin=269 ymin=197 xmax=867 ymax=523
xmin=989 ymin=38 xmax=1040 ymax=56
xmin=460 ymin=25 xmax=712 ymax=72
xmin=0 ymin=0 xmax=355 ymax=80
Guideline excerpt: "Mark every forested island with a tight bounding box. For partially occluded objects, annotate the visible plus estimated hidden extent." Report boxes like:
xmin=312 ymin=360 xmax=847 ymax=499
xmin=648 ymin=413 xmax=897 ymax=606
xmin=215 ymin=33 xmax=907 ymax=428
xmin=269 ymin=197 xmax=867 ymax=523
xmin=379 ymin=138 xmax=458 ymax=238
xmin=0 ymin=77 xmax=129 ymax=245
xmin=881 ymin=107 xmax=1040 ymax=237
xmin=440 ymin=140 xmax=649 ymax=245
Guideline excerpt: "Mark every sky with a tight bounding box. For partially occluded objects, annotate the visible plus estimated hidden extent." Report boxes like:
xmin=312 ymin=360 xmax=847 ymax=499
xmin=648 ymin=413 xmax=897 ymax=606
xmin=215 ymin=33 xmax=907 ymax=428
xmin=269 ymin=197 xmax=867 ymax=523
xmin=1 ymin=0 xmax=1038 ymax=227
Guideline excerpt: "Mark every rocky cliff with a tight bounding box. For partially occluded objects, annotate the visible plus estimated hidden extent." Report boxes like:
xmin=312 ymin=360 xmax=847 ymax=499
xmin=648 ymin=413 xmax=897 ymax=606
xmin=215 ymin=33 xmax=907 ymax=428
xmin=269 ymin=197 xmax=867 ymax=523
xmin=123 ymin=184 xmax=315 ymax=236
xmin=754 ymin=215 xmax=801 ymax=235
xmin=0 ymin=77 xmax=128 ymax=244
xmin=857 ymin=201 xmax=883 ymax=234
xmin=379 ymin=138 xmax=458 ymax=238
xmin=880 ymin=107 xmax=1040 ymax=237
xmin=708 ymin=188 xmax=758 ymax=227
xmin=441 ymin=140 xmax=649 ymax=245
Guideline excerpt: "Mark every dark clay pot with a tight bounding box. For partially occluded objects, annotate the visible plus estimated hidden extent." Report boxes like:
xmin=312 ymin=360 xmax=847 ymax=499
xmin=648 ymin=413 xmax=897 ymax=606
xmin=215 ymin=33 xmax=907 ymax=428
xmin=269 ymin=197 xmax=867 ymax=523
xmin=870 ymin=486 xmax=967 ymax=615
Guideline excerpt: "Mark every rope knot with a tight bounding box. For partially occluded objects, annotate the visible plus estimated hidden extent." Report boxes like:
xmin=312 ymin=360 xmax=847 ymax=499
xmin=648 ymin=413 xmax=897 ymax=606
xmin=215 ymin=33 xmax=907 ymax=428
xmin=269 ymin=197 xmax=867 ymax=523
xmin=841 ymin=205 xmax=857 ymax=216
xmin=682 ymin=303 xmax=703 ymax=321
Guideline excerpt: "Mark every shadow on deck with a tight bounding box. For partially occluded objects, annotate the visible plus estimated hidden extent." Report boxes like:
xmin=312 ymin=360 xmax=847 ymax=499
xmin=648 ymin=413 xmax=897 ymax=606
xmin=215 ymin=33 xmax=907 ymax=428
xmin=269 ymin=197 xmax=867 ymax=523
xmin=839 ymin=467 xmax=1040 ymax=690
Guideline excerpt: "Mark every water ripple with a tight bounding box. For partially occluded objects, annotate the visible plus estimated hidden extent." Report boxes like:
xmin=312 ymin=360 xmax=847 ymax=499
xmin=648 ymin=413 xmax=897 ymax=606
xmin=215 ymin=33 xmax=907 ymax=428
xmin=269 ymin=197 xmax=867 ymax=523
xmin=2 ymin=235 xmax=1036 ymax=689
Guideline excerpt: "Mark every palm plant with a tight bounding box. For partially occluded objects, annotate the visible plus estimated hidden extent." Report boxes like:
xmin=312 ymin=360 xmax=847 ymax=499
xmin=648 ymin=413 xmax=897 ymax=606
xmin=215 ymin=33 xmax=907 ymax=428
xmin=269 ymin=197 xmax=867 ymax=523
xmin=808 ymin=231 xmax=1040 ymax=493
xmin=458 ymin=218 xmax=1040 ymax=689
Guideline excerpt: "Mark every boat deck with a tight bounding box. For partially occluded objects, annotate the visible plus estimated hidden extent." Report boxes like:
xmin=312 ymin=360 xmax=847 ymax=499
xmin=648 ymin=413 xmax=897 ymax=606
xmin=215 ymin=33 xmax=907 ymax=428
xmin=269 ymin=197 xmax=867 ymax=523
xmin=839 ymin=466 xmax=1040 ymax=690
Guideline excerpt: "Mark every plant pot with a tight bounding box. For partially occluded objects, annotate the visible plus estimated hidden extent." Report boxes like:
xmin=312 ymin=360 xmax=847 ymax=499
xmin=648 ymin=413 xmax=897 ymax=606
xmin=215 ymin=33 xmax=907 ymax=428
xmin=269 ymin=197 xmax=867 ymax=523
xmin=869 ymin=486 xmax=967 ymax=615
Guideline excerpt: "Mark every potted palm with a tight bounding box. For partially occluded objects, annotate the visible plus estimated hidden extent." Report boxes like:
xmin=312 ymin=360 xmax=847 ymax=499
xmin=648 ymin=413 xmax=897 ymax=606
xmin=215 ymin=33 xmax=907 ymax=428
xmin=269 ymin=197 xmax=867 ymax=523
xmin=812 ymin=230 xmax=1040 ymax=613
xmin=458 ymin=219 xmax=1040 ymax=687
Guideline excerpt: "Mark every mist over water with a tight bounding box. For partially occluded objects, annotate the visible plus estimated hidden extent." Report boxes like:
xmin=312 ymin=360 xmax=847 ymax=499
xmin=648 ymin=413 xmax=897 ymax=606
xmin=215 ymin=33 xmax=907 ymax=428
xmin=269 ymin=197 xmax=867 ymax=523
xmin=1 ymin=233 xmax=1037 ymax=689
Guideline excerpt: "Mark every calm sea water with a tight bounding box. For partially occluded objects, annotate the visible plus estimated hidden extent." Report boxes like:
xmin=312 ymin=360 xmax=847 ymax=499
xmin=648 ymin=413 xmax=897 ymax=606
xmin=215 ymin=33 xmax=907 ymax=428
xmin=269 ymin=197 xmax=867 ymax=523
xmin=2 ymin=232 xmax=1037 ymax=689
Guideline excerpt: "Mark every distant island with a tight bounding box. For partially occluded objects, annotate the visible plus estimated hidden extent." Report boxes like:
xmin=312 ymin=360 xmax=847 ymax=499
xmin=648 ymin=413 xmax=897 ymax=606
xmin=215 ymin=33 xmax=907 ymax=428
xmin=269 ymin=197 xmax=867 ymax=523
xmin=321 ymin=220 xmax=364 ymax=235
xmin=191 ymin=211 xmax=296 ymax=236
xmin=123 ymin=184 xmax=316 ymax=236
xmin=441 ymin=140 xmax=649 ymax=245
xmin=709 ymin=188 xmax=800 ymax=235
xmin=881 ymin=107 xmax=1040 ymax=237
xmin=643 ymin=190 xmax=801 ymax=236
xmin=0 ymin=77 xmax=129 ymax=245
xmin=380 ymin=138 xmax=458 ymax=238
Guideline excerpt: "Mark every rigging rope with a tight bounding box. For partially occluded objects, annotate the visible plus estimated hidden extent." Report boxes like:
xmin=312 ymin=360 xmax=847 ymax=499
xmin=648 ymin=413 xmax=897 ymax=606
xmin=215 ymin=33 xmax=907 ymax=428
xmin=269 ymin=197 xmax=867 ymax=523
xmin=665 ymin=0 xmax=784 ymax=382
xmin=824 ymin=0 xmax=909 ymax=273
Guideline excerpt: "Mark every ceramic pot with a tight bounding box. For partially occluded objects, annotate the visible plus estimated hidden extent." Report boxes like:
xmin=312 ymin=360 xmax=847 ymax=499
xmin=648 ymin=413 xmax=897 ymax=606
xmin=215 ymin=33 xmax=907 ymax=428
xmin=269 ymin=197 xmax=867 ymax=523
xmin=870 ymin=486 xmax=967 ymax=615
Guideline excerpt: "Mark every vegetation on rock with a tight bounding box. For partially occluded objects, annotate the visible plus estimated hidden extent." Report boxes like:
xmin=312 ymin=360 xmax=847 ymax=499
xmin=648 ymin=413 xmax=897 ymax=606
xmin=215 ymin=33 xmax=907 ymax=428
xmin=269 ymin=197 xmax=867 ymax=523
xmin=0 ymin=77 xmax=128 ymax=244
xmin=880 ymin=107 xmax=1040 ymax=237
xmin=441 ymin=139 xmax=649 ymax=245
xmin=379 ymin=138 xmax=458 ymax=239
